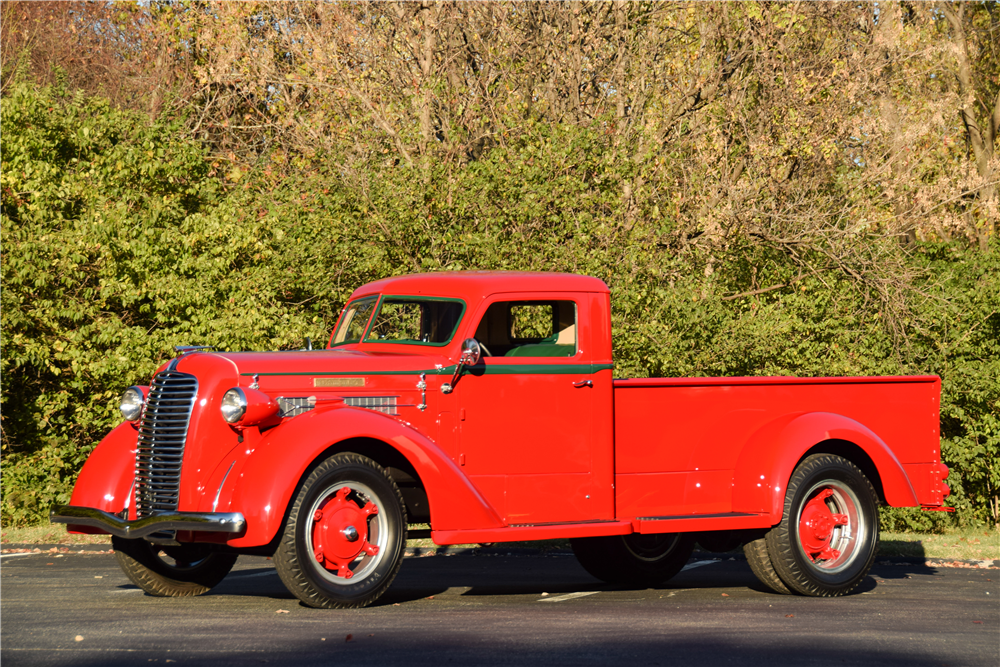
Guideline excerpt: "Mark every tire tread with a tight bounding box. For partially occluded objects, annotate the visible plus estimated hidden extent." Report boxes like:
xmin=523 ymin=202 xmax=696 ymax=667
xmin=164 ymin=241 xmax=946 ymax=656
xmin=112 ymin=537 xmax=237 ymax=597
xmin=743 ymin=537 xmax=792 ymax=595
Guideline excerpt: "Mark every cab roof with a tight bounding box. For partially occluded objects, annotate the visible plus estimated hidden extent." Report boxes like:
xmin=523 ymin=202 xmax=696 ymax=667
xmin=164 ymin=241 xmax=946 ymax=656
xmin=349 ymin=271 xmax=609 ymax=302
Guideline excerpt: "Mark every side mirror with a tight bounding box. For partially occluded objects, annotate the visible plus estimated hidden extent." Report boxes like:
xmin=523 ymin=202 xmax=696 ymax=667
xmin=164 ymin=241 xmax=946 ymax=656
xmin=458 ymin=338 xmax=482 ymax=366
xmin=442 ymin=338 xmax=482 ymax=394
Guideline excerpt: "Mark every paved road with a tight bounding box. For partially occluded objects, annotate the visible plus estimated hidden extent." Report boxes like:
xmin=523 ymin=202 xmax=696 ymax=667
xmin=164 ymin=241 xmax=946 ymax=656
xmin=2 ymin=549 xmax=997 ymax=667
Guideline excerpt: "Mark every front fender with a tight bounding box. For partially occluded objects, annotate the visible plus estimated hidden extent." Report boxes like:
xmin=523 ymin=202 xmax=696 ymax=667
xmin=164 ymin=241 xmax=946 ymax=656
xmin=64 ymin=422 xmax=137 ymax=532
xmin=223 ymin=405 xmax=504 ymax=548
xmin=732 ymin=412 xmax=918 ymax=521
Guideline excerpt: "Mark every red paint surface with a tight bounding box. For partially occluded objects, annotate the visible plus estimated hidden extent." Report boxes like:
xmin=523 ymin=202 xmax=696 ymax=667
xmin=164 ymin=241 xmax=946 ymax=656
xmin=64 ymin=272 xmax=948 ymax=549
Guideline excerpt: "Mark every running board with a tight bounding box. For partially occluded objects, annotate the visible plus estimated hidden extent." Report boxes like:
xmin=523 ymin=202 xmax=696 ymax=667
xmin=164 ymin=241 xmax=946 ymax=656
xmin=633 ymin=512 xmax=773 ymax=533
xmin=432 ymin=520 xmax=631 ymax=546
xmin=430 ymin=513 xmax=774 ymax=546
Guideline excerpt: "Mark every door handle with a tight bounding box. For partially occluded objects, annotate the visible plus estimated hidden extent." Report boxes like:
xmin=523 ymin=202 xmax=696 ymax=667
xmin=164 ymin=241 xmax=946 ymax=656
xmin=572 ymin=380 xmax=593 ymax=388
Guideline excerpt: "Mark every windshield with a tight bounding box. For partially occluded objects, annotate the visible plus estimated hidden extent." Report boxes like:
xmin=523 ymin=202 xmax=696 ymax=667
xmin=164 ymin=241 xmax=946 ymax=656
xmin=364 ymin=297 xmax=464 ymax=345
xmin=331 ymin=296 xmax=378 ymax=345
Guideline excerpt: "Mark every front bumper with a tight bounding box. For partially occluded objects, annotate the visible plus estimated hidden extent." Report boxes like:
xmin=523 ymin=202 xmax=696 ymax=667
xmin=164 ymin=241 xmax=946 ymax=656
xmin=50 ymin=505 xmax=246 ymax=539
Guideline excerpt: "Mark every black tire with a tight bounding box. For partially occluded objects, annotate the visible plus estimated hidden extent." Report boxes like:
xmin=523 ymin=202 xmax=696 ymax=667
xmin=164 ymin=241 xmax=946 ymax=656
xmin=112 ymin=537 xmax=237 ymax=597
xmin=743 ymin=537 xmax=792 ymax=594
xmin=571 ymin=533 xmax=695 ymax=587
xmin=760 ymin=453 xmax=880 ymax=597
xmin=274 ymin=452 xmax=407 ymax=609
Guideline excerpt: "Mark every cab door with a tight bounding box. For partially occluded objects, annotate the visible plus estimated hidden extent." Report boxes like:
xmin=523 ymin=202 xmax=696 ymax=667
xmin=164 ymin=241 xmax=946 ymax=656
xmin=455 ymin=292 xmax=614 ymax=525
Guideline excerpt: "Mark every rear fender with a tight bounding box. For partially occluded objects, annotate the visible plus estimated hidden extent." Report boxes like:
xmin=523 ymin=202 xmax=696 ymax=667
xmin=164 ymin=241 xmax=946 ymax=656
xmin=223 ymin=405 xmax=504 ymax=548
xmin=733 ymin=412 xmax=917 ymax=521
xmin=66 ymin=422 xmax=138 ymax=533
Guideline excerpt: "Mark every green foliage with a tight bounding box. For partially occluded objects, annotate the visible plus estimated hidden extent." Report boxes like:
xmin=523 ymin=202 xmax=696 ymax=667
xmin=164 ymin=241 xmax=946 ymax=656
xmin=2 ymin=81 xmax=997 ymax=530
xmin=1 ymin=82 xmax=325 ymax=524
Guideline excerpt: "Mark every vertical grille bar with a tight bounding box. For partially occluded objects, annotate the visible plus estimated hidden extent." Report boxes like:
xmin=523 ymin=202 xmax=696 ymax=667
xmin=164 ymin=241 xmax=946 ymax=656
xmin=135 ymin=370 xmax=198 ymax=518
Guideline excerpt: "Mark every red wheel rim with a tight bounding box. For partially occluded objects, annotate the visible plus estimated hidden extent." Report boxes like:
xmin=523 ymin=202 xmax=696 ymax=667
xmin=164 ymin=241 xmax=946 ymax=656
xmin=795 ymin=480 xmax=864 ymax=573
xmin=305 ymin=482 xmax=386 ymax=585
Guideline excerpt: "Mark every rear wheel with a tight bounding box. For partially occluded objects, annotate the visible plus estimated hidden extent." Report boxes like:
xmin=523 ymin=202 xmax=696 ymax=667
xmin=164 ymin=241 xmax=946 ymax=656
xmin=274 ymin=453 xmax=407 ymax=609
xmin=571 ymin=533 xmax=695 ymax=587
xmin=749 ymin=454 xmax=879 ymax=597
xmin=743 ymin=537 xmax=792 ymax=594
xmin=112 ymin=537 xmax=237 ymax=597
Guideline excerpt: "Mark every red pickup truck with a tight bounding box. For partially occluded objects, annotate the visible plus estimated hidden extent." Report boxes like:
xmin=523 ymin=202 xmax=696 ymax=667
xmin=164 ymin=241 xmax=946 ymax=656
xmin=52 ymin=272 xmax=950 ymax=608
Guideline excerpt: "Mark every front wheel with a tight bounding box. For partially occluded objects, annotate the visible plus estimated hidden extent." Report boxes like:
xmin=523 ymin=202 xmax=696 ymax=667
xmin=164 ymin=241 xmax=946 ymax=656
xmin=112 ymin=537 xmax=237 ymax=597
xmin=755 ymin=453 xmax=880 ymax=597
xmin=274 ymin=453 xmax=407 ymax=609
xmin=571 ymin=533 xmax=695 ymax=587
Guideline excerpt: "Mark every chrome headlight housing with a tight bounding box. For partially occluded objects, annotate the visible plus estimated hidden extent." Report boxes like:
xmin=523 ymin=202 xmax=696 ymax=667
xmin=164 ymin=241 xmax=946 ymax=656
xmin=220 ymin=388 xmax=248 ymax=424
xmin=119 ymin=386 xmax=146 ymax=422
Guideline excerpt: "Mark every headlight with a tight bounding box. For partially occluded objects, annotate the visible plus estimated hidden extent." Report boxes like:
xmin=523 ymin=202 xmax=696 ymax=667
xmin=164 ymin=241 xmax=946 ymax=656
xmin=220 ymin=388 xmax=248 ymax=424
xmin=119 ymin=386 xmax=146 ymax=422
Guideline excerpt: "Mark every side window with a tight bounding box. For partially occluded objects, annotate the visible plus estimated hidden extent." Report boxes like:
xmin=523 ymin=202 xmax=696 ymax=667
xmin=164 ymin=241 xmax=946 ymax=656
xmin=510 ymin=304 xmax=555 ymax=341
xmin=474 ymin=300 xmax=577 ymax=358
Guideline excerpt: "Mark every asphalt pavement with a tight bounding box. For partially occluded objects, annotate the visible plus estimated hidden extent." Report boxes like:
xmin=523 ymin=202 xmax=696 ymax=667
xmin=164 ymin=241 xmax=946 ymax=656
xmin=1 ymin=548 xmax=997 ymax=667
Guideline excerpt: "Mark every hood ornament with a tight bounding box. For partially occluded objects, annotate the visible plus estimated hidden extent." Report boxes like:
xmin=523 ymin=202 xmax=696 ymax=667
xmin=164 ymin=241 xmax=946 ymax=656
xmin=174 ymin=345 xmax=216 ymax=354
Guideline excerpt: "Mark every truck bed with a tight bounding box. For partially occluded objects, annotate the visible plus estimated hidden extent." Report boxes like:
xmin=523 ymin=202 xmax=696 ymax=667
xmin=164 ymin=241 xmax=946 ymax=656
xmin=612 ymin=375 xmax=941 ymax=522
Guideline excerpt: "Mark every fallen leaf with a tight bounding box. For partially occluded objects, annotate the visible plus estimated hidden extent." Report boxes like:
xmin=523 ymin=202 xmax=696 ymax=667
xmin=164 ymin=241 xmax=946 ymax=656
xmin=94 ymin=576 xmax=103 ymax=579
xmin=275 ymin=609 xmax=290 ymax=614
xmin=721 ymin=593 xmax=729 ymax=597
xmin=345 ymin=634 xmax=353 ymax=643
xmin=74 ymin=636 xmax=84 ymax=642
xmin=321 ymin=638 xmax=326 ymax=641
xmin=973 ymin=621 xmax=983 ymax=624
xmin=785 ymin=614 xmax=794 ymax=618
xmin=541 ymin=592 xmax=549 ymax=596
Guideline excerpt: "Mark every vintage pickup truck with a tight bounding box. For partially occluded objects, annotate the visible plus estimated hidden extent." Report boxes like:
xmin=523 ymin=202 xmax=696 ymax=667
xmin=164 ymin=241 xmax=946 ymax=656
xmin=52 ymin=272 xmax=950 ymax=608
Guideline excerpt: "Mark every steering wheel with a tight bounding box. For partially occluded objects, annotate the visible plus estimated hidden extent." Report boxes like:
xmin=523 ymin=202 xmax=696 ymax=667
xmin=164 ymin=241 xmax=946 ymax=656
xmin=479 ymin=342 xmax=493 ymax=357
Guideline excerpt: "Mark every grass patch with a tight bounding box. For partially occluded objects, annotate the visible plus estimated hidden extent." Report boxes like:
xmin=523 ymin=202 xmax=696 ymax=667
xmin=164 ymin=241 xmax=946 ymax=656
xmin=878 ymin=527 xmax=999 ymax=561
xmin=2 ymin=524 xmax=112 ymax=545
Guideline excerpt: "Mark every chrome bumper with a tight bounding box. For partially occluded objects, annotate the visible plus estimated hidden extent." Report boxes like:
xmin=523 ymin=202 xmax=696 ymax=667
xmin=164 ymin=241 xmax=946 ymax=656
xmin=50 ymin=505 xmax=246 ymax=539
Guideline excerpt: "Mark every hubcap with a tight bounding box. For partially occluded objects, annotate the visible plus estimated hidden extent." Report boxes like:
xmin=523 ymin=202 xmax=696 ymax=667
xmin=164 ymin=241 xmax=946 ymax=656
xmin=796 ymin=480 xmax=863 ymax=573
xmin=307 ymin=484 xmax=383 ymax=583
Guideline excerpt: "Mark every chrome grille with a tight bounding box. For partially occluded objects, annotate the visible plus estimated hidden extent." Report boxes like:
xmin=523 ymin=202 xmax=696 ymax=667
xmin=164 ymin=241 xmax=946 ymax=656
xmin=135 ymin=370 xmax=197 ymax=518
xmin=344 ymin=396 xmax=398 ymax=415
xmin=276 ymin=396 xmax=316 ymax=418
